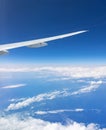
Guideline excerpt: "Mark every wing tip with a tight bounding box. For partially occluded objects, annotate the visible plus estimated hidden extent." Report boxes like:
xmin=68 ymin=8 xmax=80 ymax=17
xmin=80 ymin=30 xmax=89 ymax=33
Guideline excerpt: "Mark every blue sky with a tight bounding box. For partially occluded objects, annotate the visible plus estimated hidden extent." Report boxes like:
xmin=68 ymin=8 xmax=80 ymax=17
xmin=0 ymin=0 xmax=106 ymax=65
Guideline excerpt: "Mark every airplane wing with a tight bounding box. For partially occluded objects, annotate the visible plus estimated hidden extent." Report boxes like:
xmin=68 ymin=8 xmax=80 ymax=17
xmin=0 ymin=30 xmax=87 ymax=55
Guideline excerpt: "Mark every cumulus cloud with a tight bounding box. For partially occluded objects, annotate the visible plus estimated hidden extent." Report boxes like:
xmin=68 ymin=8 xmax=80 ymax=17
xmin=0 ymin=114 xmax=105 ymax=130
xmin=35 ymin=109 xmax=84 ymax=115
xmin=2 ymin=84 xmax=26 ymax=89
xmin=0 ymin=66 xmax=106 ymax=78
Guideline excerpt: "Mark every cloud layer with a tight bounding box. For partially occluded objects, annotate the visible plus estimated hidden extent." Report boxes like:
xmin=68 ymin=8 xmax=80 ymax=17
xmin=0 ymin=66 xmax=106 ymax=78
xmin=0 ymin=66 xmax=105 ymax=130
xmin=0 ymin=114 xmax=105 ymax=130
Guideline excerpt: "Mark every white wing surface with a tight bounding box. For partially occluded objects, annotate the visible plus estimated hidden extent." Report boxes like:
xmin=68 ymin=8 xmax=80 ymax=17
xmin=0 ymin=30 xmax=87 ymax=55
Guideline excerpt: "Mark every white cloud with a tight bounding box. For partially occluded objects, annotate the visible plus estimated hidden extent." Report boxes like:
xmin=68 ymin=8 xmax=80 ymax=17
xmin=47 ymin=77 xmax=71 ymax=82
xmin=35 ymin=109 xmax=84 ymax=115
xmin=6 ymin=80 xmax=102 ymax=111
xmin=2 ymin=84 xmax=26 ymax=89
xmin=34 ymin=108 xmax=101 ymax=115
xmin=6 ymin=90 xmax=67 ymax=111
xmin=9 ymin=98 xmax=27 ymax=102
xmin=0 ymin=66 xmax=106 ymax=78
xmin=71 ymin=80 xmax=102 ymax=95
xmin=0 ymin=114 xmax=105 ymax=130
xmin=75 ymin=108 xmax=84 ymax=112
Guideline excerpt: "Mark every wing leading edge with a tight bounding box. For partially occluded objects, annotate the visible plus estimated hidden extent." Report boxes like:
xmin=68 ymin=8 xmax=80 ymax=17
xmin=0 ymin=30 xmax=87 ymax=55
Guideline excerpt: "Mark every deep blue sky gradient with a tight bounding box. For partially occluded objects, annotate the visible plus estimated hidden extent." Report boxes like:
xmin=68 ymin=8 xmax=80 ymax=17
xmin=0 ymin=0 xmax=106 ymax=65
